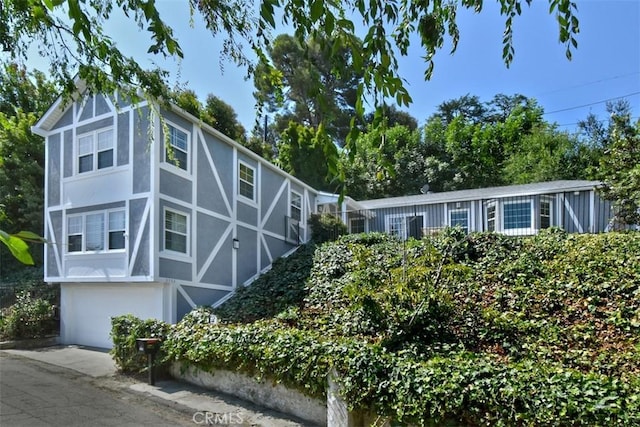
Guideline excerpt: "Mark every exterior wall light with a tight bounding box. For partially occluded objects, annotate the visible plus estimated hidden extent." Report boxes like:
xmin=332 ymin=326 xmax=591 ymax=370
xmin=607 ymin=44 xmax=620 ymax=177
xmin=232 ymin=238 xmax=240 ymax=249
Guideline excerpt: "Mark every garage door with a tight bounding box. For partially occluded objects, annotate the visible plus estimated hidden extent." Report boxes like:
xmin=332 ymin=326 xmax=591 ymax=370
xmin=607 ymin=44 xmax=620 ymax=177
xmin=60 ymin=283 xmax=167 ymax=349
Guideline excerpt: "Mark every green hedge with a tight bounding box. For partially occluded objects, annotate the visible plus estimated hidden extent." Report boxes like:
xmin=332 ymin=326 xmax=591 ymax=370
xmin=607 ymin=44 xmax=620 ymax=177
xmin=110 ymin=230 xmax=640 ymax=425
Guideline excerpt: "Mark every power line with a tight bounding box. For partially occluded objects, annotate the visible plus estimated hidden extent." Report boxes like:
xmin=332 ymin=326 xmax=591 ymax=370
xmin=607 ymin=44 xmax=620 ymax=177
xmin=536 ymin=71 xmax=640 ymax=96
xmin=556 ymin=115 xmax=640 ymax=128
xmin=543 ymin=92 xmax=640 ymax=115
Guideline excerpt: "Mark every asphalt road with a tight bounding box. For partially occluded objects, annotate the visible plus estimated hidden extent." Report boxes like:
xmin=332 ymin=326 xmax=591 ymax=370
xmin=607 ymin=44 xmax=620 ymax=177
xmin=0 ymin=352 xmax=195 ymax=426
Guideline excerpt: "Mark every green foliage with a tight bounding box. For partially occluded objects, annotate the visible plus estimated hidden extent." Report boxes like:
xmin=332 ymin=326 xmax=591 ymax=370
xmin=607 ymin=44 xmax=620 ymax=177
xmin=159 ymin=230 xmax=640 ymax=425
xmin=598 ymin=114 xmax=640 ymax=227
xmin=0 ymin=291 xmax=56 ymax=340
xmin=213 ymin=244 xmax=316 ymax=323
xmin=109 ymin=314 xmax=172 ymax=374
xmin=308 ymin=213 xmax=347 ymax=243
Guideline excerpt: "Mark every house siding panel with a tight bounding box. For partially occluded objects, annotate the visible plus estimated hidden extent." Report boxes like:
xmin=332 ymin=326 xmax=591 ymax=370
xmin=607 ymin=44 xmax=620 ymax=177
xmin=160 ymin=169 xmax=192 ymax=203
xmin=131 ymin=218 xmax=150 ymax=277
xmin=262 ymin=235 xmax=291 ymax=270
xmin=133 ymin=107 xmax=151 ymax=194
xmin=95 ymin=94 xmax=111 ymax=116
xmin=129 ymin=198 xmax=150 ymax=276
xmin=159 ymin=257 xmax=192 ymax=281
xmin=47 ymin=133 xmax=61 ymax=207
xmin=196 ymin=212 xmax=230 ymax=272
xmin=67 ymin=201 xmax=126 ymax=215
xmin=63 ymin=130 xmax=73 ymax=178
xmin=79 ymin=97 xmax=94 ymax=121
xmin=76 ymin=117 xmax=113 ymax=135
xmin=237 ymin=203 xmax=258 ymax=227
xmin=51 ymin=106 xmax=73 ymax=130
xmin=204 ymin=133 xmax=234 ymax=205
xmin=196 ymin=136 xmax=230 ymax=216
xmin=237 ymin=225 xmax=258 ymax=285
xmin=262 ymin=194 xmax=288 ymax=236
xmin=177 ymin=291 xmax=193 ymax=320
xmin=201 ymin=235 xmax=233 ymax=285
xmin=182 ymin=286 xmax=229 ymax=308
xmin=117 ymin=112 xmax=129 ymax=166
xmin=47 ymin=210 xmax=62 ymax=277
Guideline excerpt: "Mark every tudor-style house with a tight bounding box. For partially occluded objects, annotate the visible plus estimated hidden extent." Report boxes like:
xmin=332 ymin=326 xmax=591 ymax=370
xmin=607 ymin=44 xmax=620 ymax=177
xmin=33 ymin=86 xmax=316 ymax=348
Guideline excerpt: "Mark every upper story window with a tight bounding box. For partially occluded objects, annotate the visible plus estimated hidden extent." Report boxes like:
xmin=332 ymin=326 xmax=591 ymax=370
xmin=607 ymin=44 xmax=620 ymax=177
xmin=165 ymin=124 xmax=189 ymax=171
xmin=164 ymin=209 xmax=188 ymax=254
xmin=67 ymin=209 xmax=126 ymax=253
xmin=77 ymin=128 xmax=114 ymax=174
xmin=449 ymin=209 xmax=469 ymax=233
xmin=238 ymin=162 xmax=255 ymax=201
xmin=290 ymin=191 xmax=302 ymax=221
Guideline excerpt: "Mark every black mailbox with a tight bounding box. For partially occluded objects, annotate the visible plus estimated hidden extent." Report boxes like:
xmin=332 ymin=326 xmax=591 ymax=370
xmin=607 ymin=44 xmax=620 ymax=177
xmin=136 ymin=338 xmax=162 ymax=385
xmin=136 ymin=337 xmax=161 ymax=354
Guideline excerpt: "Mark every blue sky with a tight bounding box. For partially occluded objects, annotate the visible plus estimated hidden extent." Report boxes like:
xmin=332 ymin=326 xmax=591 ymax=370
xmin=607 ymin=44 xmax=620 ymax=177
xmin=27 ymin=0 xmax=640 ymax=134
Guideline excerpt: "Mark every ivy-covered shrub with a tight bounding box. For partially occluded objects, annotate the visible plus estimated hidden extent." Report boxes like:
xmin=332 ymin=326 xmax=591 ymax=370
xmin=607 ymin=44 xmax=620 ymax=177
xmin=308 ymin=213 xmax=347 ymax=243
xmin=109 ymin=314 xmax=172 ymax=374
xmin=0 ymin=291 xmax=57 ymax=339
xmin=115 ymin=230 xmax=640 ymax=425
xmin=214 ymin=243 xmax=316 ymax=323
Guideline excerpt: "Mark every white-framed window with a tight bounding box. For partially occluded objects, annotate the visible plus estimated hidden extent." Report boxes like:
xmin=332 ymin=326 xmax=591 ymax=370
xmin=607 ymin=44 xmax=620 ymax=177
xmin=77 ymin=128 xmax=114 ymax=174
xmin=164 ymin=123 xmax=189 ymax=171
xmin=486 ymin=203 xmax=496 ymax=232
xmin=238 ymin=161 xmax=255 ymax=201
xmin=164 ymin=208 xmax=188 ymax=254
xmin=290 ymin=191 xmax=302 ymax=221
xmin=387 ymin=215 xmax=407 ymax=239
xmin=449 ymin=209 xmax=469 ymax=233
xmin=540 ymin=197 xmax=552 ymax=229
xmin=66 ymin=209 xmax=126 ymax=253
xmin=503 ymin=200 xmax=532 ymax=231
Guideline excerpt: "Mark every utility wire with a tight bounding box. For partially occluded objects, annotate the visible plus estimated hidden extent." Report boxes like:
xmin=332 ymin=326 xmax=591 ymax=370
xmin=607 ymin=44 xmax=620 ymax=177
xmin=543 ymin=92 xmax=640 ymax=115
xmin=536 ymin=71 xmax=640 ymax=96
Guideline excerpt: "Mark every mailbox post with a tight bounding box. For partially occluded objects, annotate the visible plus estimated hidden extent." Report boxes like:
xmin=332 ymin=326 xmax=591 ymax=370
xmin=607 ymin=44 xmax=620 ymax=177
xmin=136 ymin=338 xmax=161 ymax=385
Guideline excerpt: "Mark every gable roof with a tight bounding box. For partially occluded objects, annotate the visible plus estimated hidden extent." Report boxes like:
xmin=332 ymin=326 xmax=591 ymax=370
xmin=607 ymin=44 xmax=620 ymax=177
xmin=358 ymin=180 xmax=602 ymax=209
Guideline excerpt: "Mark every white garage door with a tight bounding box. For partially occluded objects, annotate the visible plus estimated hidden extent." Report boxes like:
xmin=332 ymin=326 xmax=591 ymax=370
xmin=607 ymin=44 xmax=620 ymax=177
xmin=60 ymin=283 xmax=167 ymax=349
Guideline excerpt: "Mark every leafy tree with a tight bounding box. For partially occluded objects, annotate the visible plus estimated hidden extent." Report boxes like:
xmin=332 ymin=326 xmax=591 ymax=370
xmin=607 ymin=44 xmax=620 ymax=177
xmin=0 ymin=64 xmax=57 ymax=268
xmin=502 ymin=125 xmax=579 ymax=184
xmin=253 ymin=33 xmax=361 ymax=145
xmin=170 ymin=89 xmax=247 ymax=143
xmin=277 ymin=122 xmax=337 ymax=191
xmin=598 ymin=114 xmax=640 ymax=227
xmin=2 ymin=0 xmax=580 ymax=144
xmin=202 ymin=94 xmax=247 ymax=143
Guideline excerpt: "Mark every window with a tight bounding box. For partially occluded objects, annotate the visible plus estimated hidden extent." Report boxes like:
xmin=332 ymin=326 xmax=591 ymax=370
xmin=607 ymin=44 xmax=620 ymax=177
xmin=350 ymin=217 xmax=366 ymax=234
xmin=290 ymin=192 xmax=302 ymax=221
xmin=109 ymin=211 xmax=126 ymax=249
xmin=486 ymin=203 xmax=496 ymax=232
xmin=504 ymin=201 xmax=532 ymax=230
xmin=388 ymin=216 xmax=406 ymax=239
xmin=77 ymin=128 xmax=114 ymax=174
xmin=239 ymin=162 xmax=255 ymax=201
xmin=165 ymin=124 xmax=189 ymax=171
xmin=450 ymin=209 xmax=469 ymax=233
xmin=540 ymin=199 xmax=552 ymax=229
xmin=67 ymin=216 xmax=83 ymax=252
xmin=67 ymin=209 xmax=125 ymax=253
xmin=387 ymin=215 xmax=423 ymax=240
xmin=164 ymin=209 xmax=188 ymax=254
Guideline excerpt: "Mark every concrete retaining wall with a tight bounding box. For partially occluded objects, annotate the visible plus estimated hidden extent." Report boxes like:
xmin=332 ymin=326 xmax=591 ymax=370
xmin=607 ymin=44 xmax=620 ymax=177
xmin=170 ymin=363 xmax=399 ymax=426
xmin=170 ymin=363 xmax=327 ymax=425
